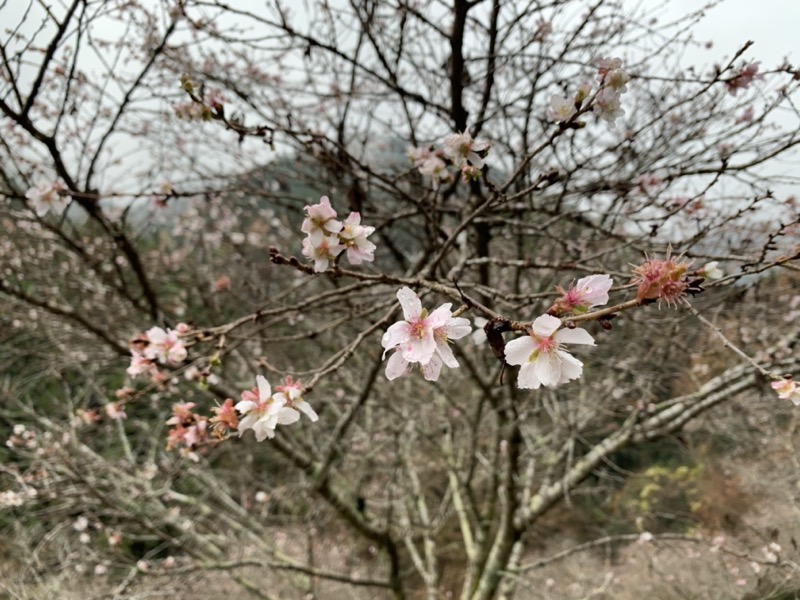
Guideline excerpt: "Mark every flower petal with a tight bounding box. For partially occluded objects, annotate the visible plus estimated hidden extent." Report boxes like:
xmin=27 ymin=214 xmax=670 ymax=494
xmin=295 ymin=400 xmax=319 ymax=422
xmin=436 ymin=340 xmax=459 ymax=368
xmin=534 ymin=354 xmax=561 ymax=388
xmin=556 ymin=351 xmax=584 ymax=383
xmin=444 ymin=317 xmax=472 ymax=340
xmin=397 ymin=287 xmax=422 ymax=321
xmin=422 ymin=354 xmax=443 ymax=381
xmin=402 ymin=335 xmax=436 ymax=363
xmin=256 ymin=375 xmax=271 ymax=402
xmin=385 ymin=350 xmax=410 ymax=380
xmin=554 ymin=328 xmax=595 ymax=346
xmin=381 ymin=321 xmax=411 ymax=355
xmin=517 ymin=363 xmax=541 ymax=389
xmin=531 ymin=314 xmax=561 ymax=338
xmin=504 ymin=336 xmax=535 ymax=366
xmin=426 ymin=303 xmax=453 ymax=329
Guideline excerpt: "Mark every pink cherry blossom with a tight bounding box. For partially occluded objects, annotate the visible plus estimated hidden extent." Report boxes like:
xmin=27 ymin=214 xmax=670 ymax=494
xmin=593 ymin=88 xmax=625 ymax=125
xmin=504 ymin=314 xmax=595 ymax=389
xmin=418 ymin=155 xmax=452 ymax=184
xmin=25 ymin=181 xmax=68 ymax=217
xmin=551 ymin=274 xmax=613 ymax=315
xmin=302 ymin=234 xmax=345 ymax=272
xmin=548 ymin=94 xmax=577 ymax=122
xmin=144 ymin=327 xmax=187 ymax=365
xmin=442 ymin=128 xmax=490 ymax=168
xmin=338 ymin=212 xmax=376 ymax=265
xmin=236 ymin=375 xmax=300 ymax=442
xmin=301 ymin=196 xmax=343 ymax=244
xmin=381 ymin=287 xmax=471 ymax=381
xmin=273 ymin=376 xmax=319 ymax=422
xmin=771 ymin=379 xmax=800 ymax=406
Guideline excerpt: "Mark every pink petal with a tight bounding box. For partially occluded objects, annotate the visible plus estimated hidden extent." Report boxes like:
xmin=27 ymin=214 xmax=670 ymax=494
xmin=385 ymin=350 xmax=410 ymax=380
xmin=402 ymin=335 xmax=436 ymax=363
xmin=422 ymin=354 xmax=443 ymax=381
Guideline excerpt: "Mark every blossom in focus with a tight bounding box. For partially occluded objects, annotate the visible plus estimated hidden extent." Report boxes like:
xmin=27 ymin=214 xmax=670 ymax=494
xmin=301 ymin=196 xmax=343 ymax=245
xmin=302 ymin=235 xmax=345 ymax=272
xmin=504 ymin=314 xmax=595 ymax=389
xmin=144 ymin=327 xmax=188 ymax=365
xmin=771 ymin=379 xmax=800 ymax=406
xmin=550 ymin=274 xmax=613 ymax=316
xmin=548 ymin=94 xmax=577 ymax=122
xmin=339 ymin=212 xmax=376 ymax=265
xmin=236 ymin=375 xmax=301 ymax=442
xmin=442 ymin=128 xmax=490 ymax=168
xmin=209 ymin=398 xmax=239 ymax=435
xmin=631 ymin=252 xmax=692 ymax=307
xmin=381 ymin=287 xmax=471 ymax=381
xmin=25 ymin=181 xmax=68 ymax=217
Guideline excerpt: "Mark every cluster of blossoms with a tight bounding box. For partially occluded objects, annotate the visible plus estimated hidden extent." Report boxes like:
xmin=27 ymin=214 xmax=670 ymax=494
xmin=301 ymin=196 xmax=376 ymax=272
xmin=235 ymin=375 xmax=318 ymax=441
xmin=407 ymin=127 xmax=490 ymax=186
xmin=503 ymin=274 xmax=612 ymax=389
xmin=771 ymin=378 xmax=800 ymax=406
xmin=725 ymin=62 xmax=762 ymax=96
xmin=127 ymin=325 xmax=189 ymax=382
xmin=381 ymin=287 xmax=472 ymax=382
xmin=547 ymin=56 xmax=629 ymax=126
xmin=25 ymin=181 xmax=68 ymax=217
xmin=166 ymin=402 xmax=209 ymax=457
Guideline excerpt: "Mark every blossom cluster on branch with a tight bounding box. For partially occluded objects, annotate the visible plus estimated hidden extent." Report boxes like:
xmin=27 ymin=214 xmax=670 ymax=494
xmin=300 ymin=196 xmax=376 ymax=272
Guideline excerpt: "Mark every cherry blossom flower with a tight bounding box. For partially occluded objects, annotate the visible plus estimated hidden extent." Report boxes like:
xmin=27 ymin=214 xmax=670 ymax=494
xmin=105 ymin=403 xmax=127 ymax=421
xmin=127 ymin=352 xmax=157 ymax=378
xmin=144 ymin=327 xmax=187 ymax=364
xmin=236 ymin=375 xmax=301 ymax=441
xmin=442 ymin=128 xmax=490 ymax=168
xmin=25 ymin=181 xmax=68 ymax=217
xmin=593 ymin=88 xmax=625 ymax=125
xmin=701 ymin=261 xmax=724 ymax=280
xmin=302 ymin=234 xmax=345 ymax=272
xmin=725 ymin=62 xmax=762 ymax=96
xmin=209 ymin=398 xmax=239 ymax=435
xmin=418 ymin=155 xmax=452 ymax=184
xmin=407 ymin=145 xmax=433 ymax=167
xmin=771 ymin=379 xmax=800 ymax=406
xmin=301 ymin=196 xmax=343 ymax=244
xmin=273 ymin=376 xmax=319 ymax=422
xmin=550 ymin=274 xmax=613 ymax=316
xmin=381 ymin=287 xmax=471 ymax=381
xmin=338 ymin=212 xmax=376 ymax=265
xmin=631 ymin=252 xmax=692 ymax=307
xmin=548 ymin=94 xmax=577 ymax=122
xmin=504 ymin=314 xmax=595 ymax=389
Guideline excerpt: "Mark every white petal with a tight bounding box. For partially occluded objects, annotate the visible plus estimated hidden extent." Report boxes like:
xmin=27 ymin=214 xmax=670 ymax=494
xmin=504 ymin=336 xmax=535 ymax=366
xmin=381 ymin=321 xmax=412 ymax=355
xmin=295 ymin=400 xmax=319 ymax=422
xmin=256 ymin=375 xmax=271 ymax=402
xmin=534 ymin=354 xmax=561 ymax=388
xmin=436 ymin=340 xmax=459 ymax=368
xmin=531 ymin=314 xmax=561 ymax=338
xmin=426 ymin=304 xmax=453 ymax=329
xmin=554 ymin=328 xmax=595 ymax=346
xmin=237 ymin=413 xmax=258 ymax=435
xmin=445 ymin=317 xmax=472 ymax=340
xmin=275 ymin=407 xmax=300 ymax=425
xmin=556 ymin=351 xmax=584 ymax=383
xmin=253 ymin=420 xmax=276 ymax=441
xmin=235 ymin=400 xmax=256 ymax=414
xmin=517 ymin=363 xmax=541 ymax=389
xmin=397 ymin=287 xmax=422 ymax=321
